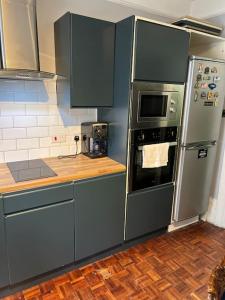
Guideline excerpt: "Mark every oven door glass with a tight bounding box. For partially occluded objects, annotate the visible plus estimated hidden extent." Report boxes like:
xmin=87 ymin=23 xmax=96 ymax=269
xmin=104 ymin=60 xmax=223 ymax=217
xmin=132 ymin=145 xmax=176 ymax=191
xmin=139 ymin=94 xmax=168 ymax=118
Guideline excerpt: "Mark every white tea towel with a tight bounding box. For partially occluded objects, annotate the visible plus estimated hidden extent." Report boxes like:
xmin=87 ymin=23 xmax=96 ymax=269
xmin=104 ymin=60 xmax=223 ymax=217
xmin=141 ymin=143 xmax=169 ymax=168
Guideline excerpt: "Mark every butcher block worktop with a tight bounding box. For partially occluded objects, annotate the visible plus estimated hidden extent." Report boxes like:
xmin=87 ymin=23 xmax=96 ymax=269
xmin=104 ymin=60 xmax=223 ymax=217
xmin=0 ymin=155 xmax=126 ymax=194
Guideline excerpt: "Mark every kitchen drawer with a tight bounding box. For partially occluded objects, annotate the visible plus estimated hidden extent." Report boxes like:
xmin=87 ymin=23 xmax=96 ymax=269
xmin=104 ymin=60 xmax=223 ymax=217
xmin=125 ymin=184 xmax=174 ymax=241
xmin=3 ymin=183 xmax=73 ymax=214
xmin=6 ymin=200 xmax=74 ymax=284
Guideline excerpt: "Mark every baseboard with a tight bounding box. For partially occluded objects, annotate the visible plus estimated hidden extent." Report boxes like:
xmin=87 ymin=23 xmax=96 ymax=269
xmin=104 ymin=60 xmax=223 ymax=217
xmin=168 ymin=216 xmax=200 ymax=232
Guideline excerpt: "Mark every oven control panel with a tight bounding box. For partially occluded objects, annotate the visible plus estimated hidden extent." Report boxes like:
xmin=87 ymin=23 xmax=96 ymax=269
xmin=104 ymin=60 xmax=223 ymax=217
xmin=133 ymin=126 xmax=178 ymax=145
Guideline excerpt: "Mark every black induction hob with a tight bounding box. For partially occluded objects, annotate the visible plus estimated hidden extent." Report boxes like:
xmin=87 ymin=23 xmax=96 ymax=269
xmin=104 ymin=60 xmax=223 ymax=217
xmin=7 ymin=159 xmax=57 ymax=183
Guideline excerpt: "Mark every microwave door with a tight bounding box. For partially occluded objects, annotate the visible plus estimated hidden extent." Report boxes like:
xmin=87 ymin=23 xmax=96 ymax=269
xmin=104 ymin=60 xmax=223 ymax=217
xmin=138 ymin=92 xmax=170 ymax=121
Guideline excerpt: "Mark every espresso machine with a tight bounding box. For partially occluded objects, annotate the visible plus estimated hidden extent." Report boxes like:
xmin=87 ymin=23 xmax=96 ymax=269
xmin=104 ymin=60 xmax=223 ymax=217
xmin=81 ymin=122 xmax=108 ymax=158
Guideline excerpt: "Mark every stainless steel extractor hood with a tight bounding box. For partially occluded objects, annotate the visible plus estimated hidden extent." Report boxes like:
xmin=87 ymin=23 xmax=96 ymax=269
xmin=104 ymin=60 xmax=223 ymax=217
xmin=0 ymin=0 xmax=55 ymax=80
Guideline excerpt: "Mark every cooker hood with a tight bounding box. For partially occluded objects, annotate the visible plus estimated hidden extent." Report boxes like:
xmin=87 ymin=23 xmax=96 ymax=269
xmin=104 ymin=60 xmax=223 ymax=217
xmin=0 ymin=0 xmax=55 ymax=80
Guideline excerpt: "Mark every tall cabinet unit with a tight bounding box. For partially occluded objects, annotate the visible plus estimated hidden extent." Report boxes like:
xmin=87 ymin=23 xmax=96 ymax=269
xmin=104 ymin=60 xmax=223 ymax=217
xmin=99 ymin=16 xmax=190 ymax=240
xmin=99 ymin=17 xmax=190 ymax=164
xmin=54 ymin=13 xmax=115 ymax=108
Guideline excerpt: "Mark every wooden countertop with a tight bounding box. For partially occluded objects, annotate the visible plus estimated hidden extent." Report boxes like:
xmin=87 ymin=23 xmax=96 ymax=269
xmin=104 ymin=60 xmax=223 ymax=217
xmin=0 ymin=155 xmax=126 ymax=194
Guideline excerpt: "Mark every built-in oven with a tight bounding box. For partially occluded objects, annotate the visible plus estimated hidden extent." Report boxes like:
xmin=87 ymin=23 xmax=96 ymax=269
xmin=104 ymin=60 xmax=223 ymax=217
xmin=130 ymin=81 xmax=184 ymax=129
xmin=128 ymin=126 xmax=178 ymax=193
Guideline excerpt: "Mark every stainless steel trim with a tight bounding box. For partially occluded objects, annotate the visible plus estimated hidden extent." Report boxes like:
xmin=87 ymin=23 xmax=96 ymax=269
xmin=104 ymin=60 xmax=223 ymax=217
xmin=190 ymin=55 xmax=225 ymax=64
xmin=180 ymin=60 xmax=195 ymax=144
xmin=173 ymin=145 xmax=185 ymax=221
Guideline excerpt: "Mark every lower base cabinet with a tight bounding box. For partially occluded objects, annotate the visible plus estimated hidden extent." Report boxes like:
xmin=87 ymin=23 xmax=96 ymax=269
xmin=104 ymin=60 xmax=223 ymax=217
xmin=125 ymin=184 xmax=174 ymax=241
xmin=74 ymin=173 xmax=126 ymax=261
xmin=0 ymin=198 xmax=9 ymax=288
xmin=6 ymin=201 xmax=74 ymax=284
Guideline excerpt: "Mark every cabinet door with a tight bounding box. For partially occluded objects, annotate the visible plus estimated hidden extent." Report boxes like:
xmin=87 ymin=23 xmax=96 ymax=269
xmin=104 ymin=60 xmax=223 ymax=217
xmin=6 ymin=201 xmax=74 ymax=284
xmin=126 ymin=184 xmax=174 ymax=241
xmin=74 ymin=173 xmax=126 ymax=261
xmin=0 ymin=198 xmax=9 ymax=288
xmin=71 ymin=14 xmax=115 ymax=107
xmin=134 ymin=20 xmax=189 ymax=83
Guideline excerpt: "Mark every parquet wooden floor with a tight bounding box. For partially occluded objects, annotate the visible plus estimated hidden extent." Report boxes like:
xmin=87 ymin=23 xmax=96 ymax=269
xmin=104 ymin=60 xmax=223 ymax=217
xmin=2 ymin=222 xmax=225 ymax=300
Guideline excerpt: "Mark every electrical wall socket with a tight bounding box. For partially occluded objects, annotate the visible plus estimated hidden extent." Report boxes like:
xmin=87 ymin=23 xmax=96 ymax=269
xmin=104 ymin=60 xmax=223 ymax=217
xmin=51 ymin=136 xmax=66 ymax=143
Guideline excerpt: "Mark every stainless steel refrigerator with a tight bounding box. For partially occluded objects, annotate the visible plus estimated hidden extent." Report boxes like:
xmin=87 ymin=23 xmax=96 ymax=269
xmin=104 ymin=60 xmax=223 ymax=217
xmin=173 ymin=56 xmax=225 ymax=222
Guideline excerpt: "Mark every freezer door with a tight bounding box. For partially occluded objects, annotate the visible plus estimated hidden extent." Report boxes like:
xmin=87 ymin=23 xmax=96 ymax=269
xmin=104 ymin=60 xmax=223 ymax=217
xmin=174 ymin=143 xmax=217 ymax=221
xmin=182 ymin=58 xmax=225 ymax=144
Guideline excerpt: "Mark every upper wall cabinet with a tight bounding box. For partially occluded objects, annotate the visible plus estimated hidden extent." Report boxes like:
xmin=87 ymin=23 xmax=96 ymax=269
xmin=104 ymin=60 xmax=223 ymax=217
xmin=54 ymin=13 xmax=115 ymax=108
xmin=134 ymin=20 xmax=190 ymax=83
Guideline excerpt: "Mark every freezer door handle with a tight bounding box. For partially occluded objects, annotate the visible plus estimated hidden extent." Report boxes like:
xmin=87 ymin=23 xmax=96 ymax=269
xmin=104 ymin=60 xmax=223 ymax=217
xmin=184 ymin=141 xmax=217 ymax=150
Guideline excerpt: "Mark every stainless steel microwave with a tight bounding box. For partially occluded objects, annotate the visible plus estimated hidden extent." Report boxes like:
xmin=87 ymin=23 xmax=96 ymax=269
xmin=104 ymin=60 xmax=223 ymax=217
xmin=130 ymin=81 xmax=185 ymax=129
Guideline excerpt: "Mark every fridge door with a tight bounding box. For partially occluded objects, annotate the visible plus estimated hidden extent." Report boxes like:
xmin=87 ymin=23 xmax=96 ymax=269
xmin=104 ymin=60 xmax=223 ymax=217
xmin=182 ymin=58 xmax=225 ymax=145
xmin=174 ymin=142 xmax=217 ymax=221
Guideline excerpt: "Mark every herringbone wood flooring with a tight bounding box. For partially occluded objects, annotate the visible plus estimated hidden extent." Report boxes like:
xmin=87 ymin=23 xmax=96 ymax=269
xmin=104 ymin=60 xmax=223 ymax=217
xmin=2 ymin=222 xmax=225 ymax=300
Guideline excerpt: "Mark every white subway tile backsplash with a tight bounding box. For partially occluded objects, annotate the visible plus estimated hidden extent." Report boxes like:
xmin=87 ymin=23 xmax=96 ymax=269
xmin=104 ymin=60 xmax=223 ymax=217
xmin=29 ymin=148 xmax=49 ymax=160
xmin=15 ymin=92 xmax=38 ymax=103
xmin=0 ymin=92 xmax=15 ymax=102
xmin=0 ymin=79 xmax=97 ymax=162
xmin=0 ymin=116 xmax=13 ymax=128
xmin=5 ymin=150 xmax=28 ymax=162
xmin=0 ymin=152 xmax=4 ymax=163
xmin=27 ymin=127 xmax=49 ymax=138
xmin=1 ymin=103 xmax=26 ymax=116
xmin=39 ymin=137 xmax=52 ymax=148
xmin=14 ymin=116 xmax=37 ymax=127
xmin=26 ymin=104 xmax=49 ymax=116
xmin=0 ymin=140 xmax=17 ymax=151
xmin=17 ymin=138 xmax=39 ymax=150
xmin=49 ymin=126 xmax=66 ymax=136
xmin=50 ymin=146 xmax=70 ymax=157
xmin=3 ymin=128 xmax=26 ymax=139
xmin=37 ymin=116 xmax=58 ymax=127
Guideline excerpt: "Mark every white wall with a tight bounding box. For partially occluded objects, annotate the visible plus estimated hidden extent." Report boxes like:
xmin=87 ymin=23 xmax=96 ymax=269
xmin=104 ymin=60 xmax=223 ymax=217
xmin=106 ymin=0 xmax=191 ymax=19
xmin=190 ymin=0 xmax=225 ymax=19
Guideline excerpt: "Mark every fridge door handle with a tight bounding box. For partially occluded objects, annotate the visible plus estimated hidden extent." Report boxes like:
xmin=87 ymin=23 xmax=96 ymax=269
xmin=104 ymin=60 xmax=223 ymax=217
xmin=185 ymin=141 xmax=217 ymax=150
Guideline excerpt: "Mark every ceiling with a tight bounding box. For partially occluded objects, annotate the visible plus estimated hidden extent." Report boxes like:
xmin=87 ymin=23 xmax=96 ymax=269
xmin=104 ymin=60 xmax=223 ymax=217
xmin=106 ymin=0 xmax=225 ymax=19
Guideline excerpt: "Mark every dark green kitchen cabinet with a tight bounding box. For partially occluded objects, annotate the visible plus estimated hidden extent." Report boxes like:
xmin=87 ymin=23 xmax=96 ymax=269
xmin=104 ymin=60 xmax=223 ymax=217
xmin=134 ymin=20 xmax=190 ymax=83
xmin=4 ymin=184 xmax=75 ymax=285
xmin=0 ymin=197 xmax=9 ymax=289
xmin=54 ymin=13 xmax=115 ymax=107
xmin=74 ymin=173 xmax=126 ymax=261
xmin=125 ymin=184 xmax=174 ymax=241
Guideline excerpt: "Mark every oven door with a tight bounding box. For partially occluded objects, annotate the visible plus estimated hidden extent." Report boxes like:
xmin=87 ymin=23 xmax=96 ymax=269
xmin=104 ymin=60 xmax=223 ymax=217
xmin=130 ymin=142 xmax=177 ymax=192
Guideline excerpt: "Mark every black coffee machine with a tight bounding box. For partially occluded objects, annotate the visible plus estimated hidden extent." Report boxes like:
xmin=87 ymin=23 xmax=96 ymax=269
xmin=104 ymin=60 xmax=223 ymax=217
xmin=81 ymin=122 xmax=108 ymax=158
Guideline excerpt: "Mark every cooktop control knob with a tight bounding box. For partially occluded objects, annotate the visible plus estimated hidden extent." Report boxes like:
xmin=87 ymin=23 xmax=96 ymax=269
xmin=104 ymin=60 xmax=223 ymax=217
xmin=170 ymin=99 xmax=175 ymax=105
